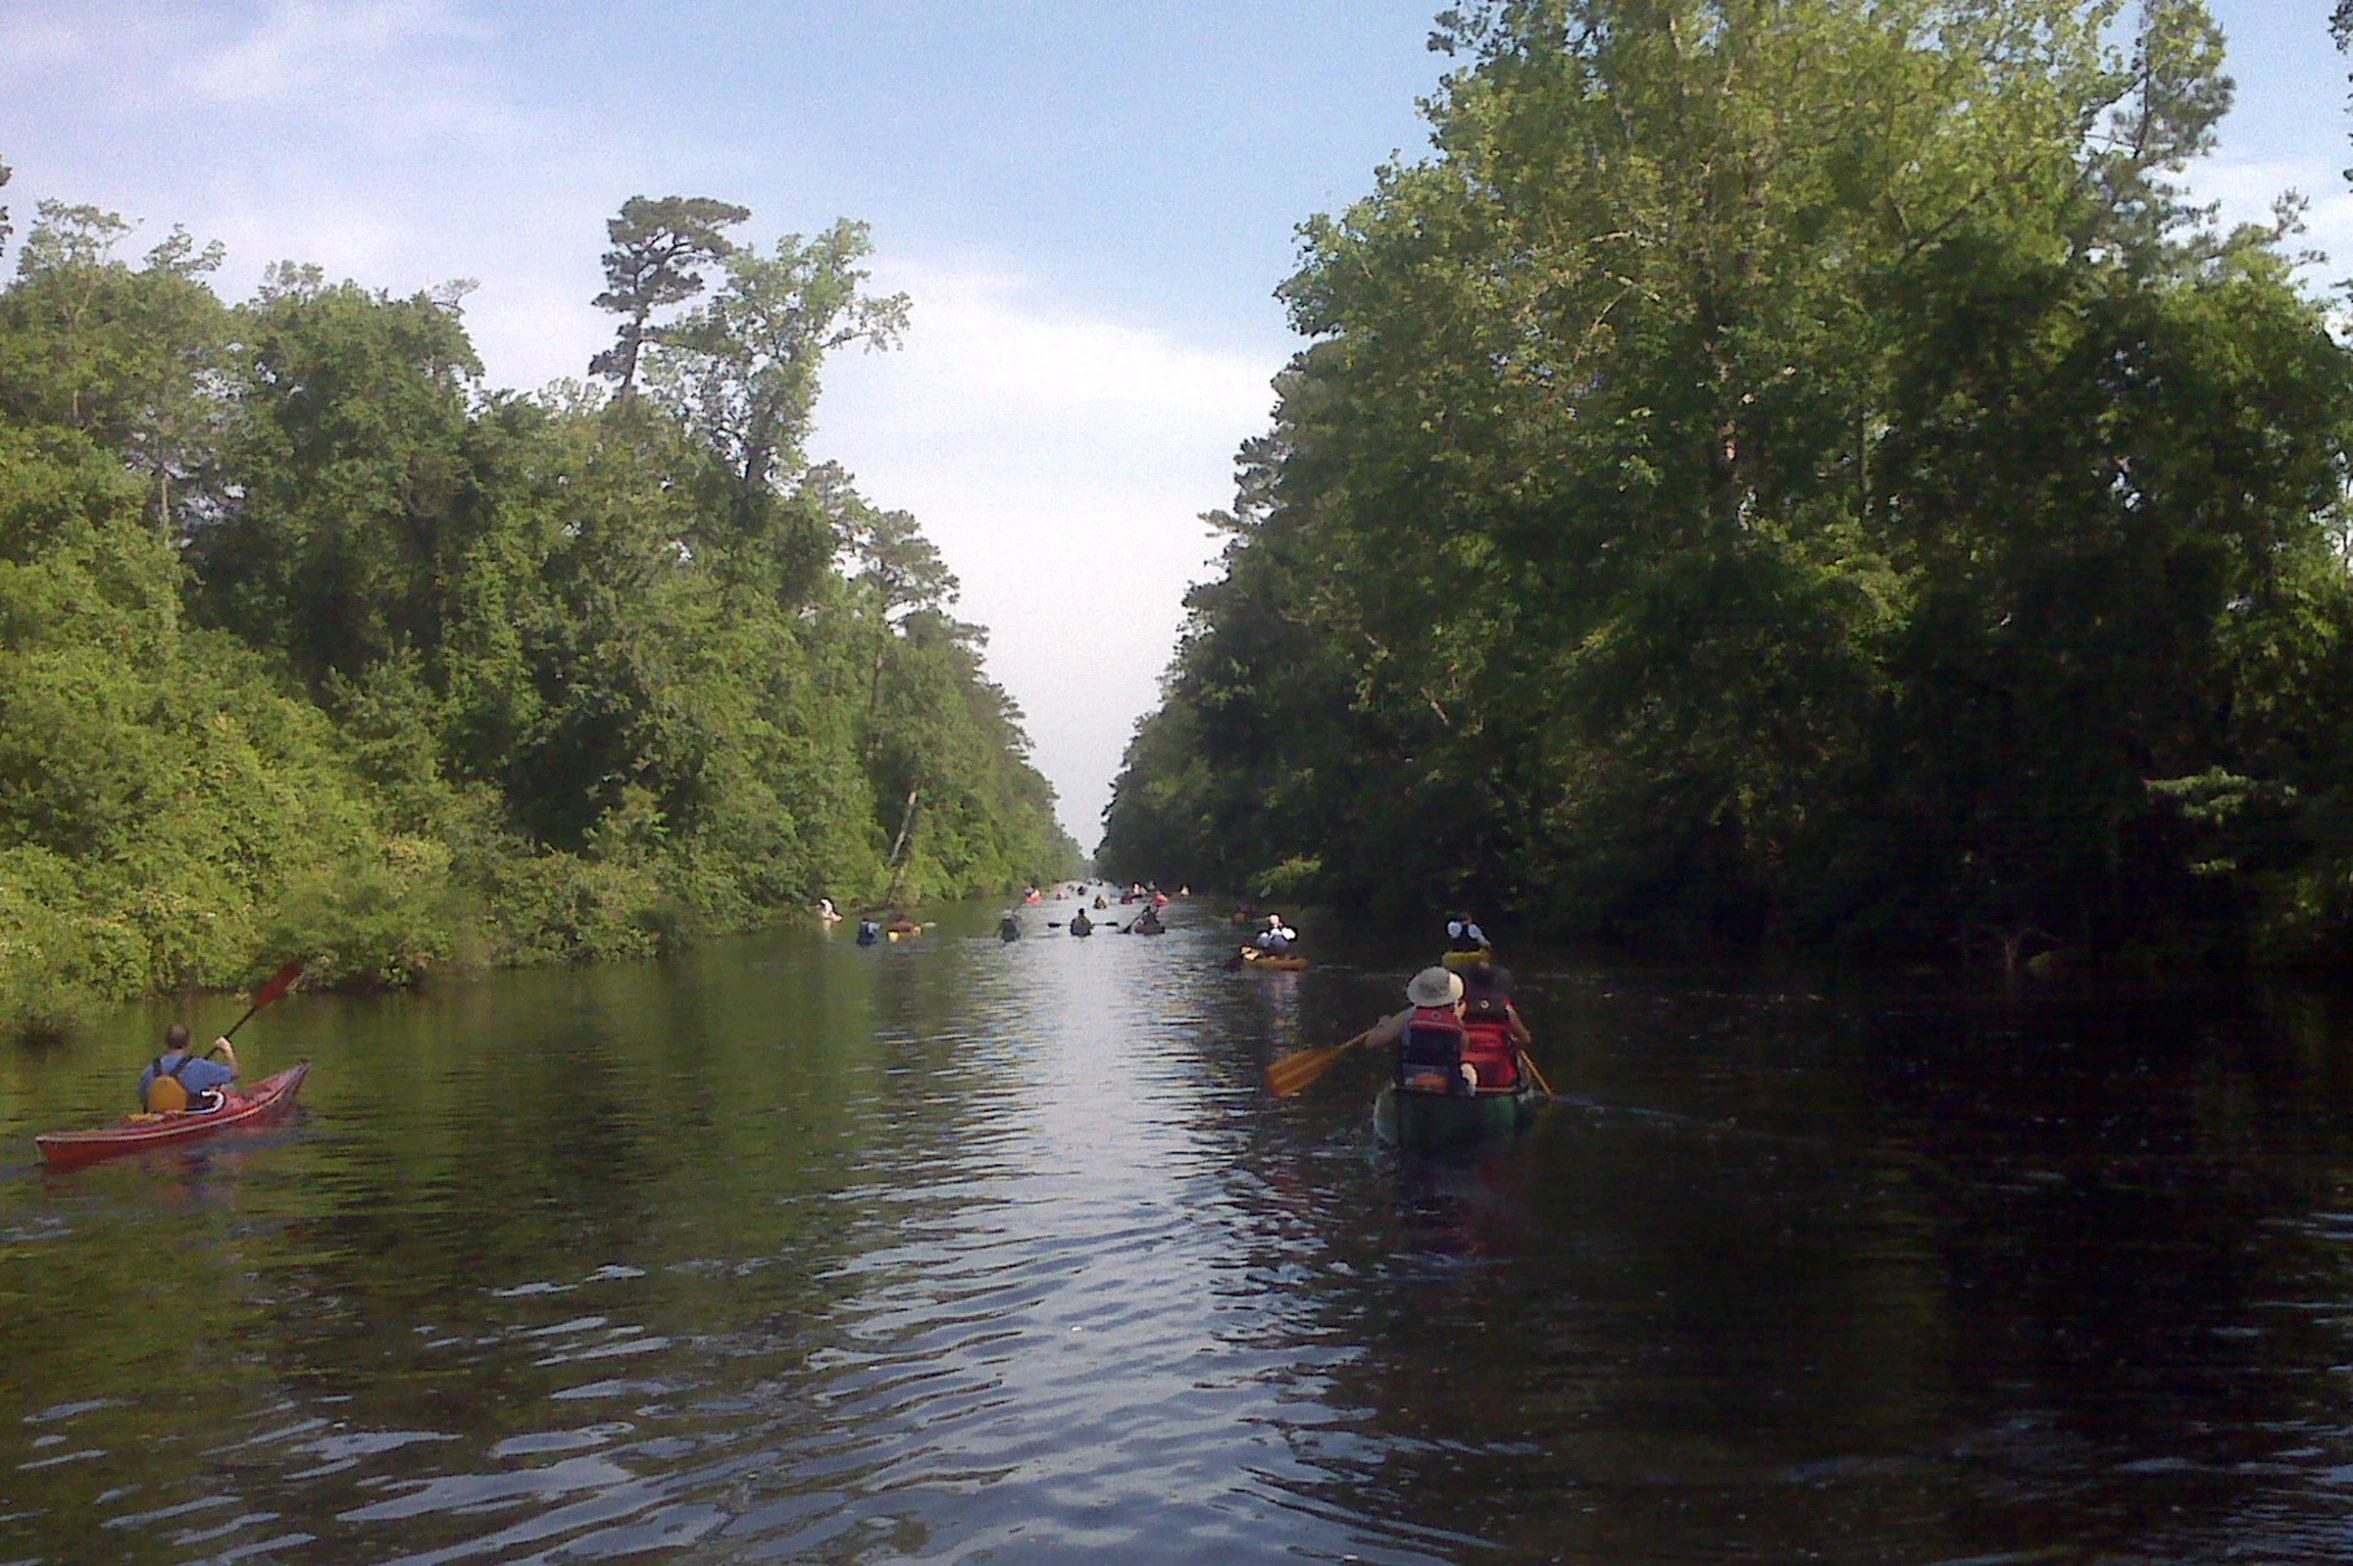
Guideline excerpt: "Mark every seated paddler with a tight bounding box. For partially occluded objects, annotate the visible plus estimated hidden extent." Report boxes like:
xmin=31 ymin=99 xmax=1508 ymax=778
xmin=1253 ymin=914 xmax=1297 ymax=953
xmin=1446 ymin=913 xmax=1488 ymax=953
xmin=1458 ymin=961 xmax=1532 ymax=1089
xmin=138 ymin=1023 xmax=238 ymax=1113
xmin=1362 ymin=967 xmax=1477 ymax=1094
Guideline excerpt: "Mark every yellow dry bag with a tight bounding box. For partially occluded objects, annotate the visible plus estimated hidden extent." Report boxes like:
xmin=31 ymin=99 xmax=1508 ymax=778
xmin=144 ymin=1059 xmax=192 ymax=1114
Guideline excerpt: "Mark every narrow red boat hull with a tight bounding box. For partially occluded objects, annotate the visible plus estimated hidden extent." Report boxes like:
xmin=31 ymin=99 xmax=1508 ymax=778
xmin=35 ymin=1061 xmax=311 ymax=1169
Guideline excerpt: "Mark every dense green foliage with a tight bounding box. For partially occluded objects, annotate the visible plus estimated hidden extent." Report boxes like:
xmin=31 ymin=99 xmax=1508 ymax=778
xmin=0 ymin=169 xmax=1074 ymax=1035
xmin=1103 ymin=0 xmax=2353 ymax=966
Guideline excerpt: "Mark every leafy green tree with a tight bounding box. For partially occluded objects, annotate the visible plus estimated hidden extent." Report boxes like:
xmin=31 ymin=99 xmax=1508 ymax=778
xmin=187 ymin=269 xmax=480 ymax=686
xmin=0 ymin=424 xmax=413 ymax=1012
xmin=814 ymin=462 xmax=960 ymax=745
xmin=0 ymin=171 xmax=1069 ymax=1035
xmin=645 ymin=221 xmax=908 ymax=544
xmin=0 ymin=202 xmax=229 ymax=533
xmin=587 ymin=195 xmax=749 ymax=402
xmin=1108 ymin=0 xmax=2353 ymax=965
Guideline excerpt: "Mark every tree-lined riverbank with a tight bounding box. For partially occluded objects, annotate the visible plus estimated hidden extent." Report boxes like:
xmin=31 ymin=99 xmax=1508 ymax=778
xmin=1103 ymin=0 xmax=2353 ymax=971
xmin=0 ymin=168 xmax=1076 ymax=1036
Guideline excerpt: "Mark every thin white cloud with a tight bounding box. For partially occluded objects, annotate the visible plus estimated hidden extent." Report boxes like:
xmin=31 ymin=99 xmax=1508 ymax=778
xmin=0 ymin=17 xmax=89 ymax=75
xmin=177 ymin=0 xmax=490 ymax=106
xmin=2187 ymin=152 xmax=2353 ymax=276
xmin=870 ymin=260 xmax=1274 ymax=422
xmin=0 ymin=1 xmax=519 ymax=148
xmin=816 ymin=261 xmax=1281 ymax=839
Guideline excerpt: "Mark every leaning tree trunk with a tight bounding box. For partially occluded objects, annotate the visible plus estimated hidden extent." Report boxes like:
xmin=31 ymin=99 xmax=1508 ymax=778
xmin=883 ymin=784 xmax=921 ymax=904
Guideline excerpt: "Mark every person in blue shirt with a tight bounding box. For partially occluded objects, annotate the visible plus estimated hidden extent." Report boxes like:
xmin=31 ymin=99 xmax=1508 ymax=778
xmin=136 ymin=1024 xmax=238 ymax=1113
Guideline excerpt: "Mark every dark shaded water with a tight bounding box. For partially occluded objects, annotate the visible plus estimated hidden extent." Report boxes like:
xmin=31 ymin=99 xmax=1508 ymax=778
xmin=8 ymin=900 xmax=2353 ymax=1563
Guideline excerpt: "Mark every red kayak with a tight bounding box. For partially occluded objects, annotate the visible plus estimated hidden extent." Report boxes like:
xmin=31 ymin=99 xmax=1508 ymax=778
xmin=36 ymin=1062 xmax=311 ymax=1170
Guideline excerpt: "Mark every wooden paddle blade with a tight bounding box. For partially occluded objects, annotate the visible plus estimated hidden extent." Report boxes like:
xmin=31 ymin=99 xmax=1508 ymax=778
xmin=1265 ymin=1046 xmax=1346 ymax=1098
xmin=1265 ymin=1029 xmax=1373 ymax=1098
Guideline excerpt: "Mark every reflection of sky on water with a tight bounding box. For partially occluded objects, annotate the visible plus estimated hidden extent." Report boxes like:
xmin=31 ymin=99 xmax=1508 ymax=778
xmin=11 ymin=912 xmax=2353 ymax=1560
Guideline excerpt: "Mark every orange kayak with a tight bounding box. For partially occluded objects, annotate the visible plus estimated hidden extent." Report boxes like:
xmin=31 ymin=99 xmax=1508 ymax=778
xmin=36 ymin=1062 xmax=311 ymax=1169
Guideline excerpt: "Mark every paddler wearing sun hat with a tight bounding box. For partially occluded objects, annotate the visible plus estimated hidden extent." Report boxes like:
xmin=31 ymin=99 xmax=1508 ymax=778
xmin=1354 ymin=966 xmax=1481 ymax=1093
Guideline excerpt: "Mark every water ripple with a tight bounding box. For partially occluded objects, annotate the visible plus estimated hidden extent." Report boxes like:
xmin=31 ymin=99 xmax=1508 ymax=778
xmin=13 ymin=914 xmax=2353 ymax=1560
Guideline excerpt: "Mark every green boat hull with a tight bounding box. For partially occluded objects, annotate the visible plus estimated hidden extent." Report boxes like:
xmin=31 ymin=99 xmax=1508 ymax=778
xmin=1373 ymin=1082 xmax=1538 ymax=1151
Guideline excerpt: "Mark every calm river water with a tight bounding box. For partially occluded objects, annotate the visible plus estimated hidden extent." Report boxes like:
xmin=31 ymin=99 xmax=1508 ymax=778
xmin=7 ymin=898 xmax=2353 ymax=1563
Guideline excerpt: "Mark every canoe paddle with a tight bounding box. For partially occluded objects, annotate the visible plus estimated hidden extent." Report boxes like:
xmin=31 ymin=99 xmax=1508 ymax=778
xmin=1265 ymin=1027 xmax=1375 ymax=1098
xmin=206 ymin=959 xmax=304 ymax=1057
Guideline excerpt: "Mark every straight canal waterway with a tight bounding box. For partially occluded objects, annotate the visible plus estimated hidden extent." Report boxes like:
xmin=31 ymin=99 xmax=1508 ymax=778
xmin=8 ymin=898 xmax=2353 ymax=1563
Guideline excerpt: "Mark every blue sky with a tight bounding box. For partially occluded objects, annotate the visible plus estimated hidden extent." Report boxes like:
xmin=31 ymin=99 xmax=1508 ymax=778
xmin=3 ymin=1 xmax=2348 ymax=845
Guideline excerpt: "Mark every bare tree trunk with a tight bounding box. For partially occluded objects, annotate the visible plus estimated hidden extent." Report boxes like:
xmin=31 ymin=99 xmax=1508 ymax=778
xmin=865 ymin=641 xmax=888 ymax=761
xmin=883 ymin=784 xmax=921 ymax=903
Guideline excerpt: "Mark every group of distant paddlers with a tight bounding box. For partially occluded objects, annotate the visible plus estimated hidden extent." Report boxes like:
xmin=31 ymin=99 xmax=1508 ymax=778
xmin=822 ymin=881 xmax=1188 ymax=946
xmin=812 ymin=896 xmax=927 ymax=945
xmin=823 ymin=880 xmax=1545 ymax=1149
xmin=996 ymin=881 xmax=1175 ymax=940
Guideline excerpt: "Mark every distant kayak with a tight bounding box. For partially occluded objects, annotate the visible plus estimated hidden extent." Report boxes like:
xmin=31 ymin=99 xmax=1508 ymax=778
xmin=37 ymin=1062 xmax=311 ymax=1170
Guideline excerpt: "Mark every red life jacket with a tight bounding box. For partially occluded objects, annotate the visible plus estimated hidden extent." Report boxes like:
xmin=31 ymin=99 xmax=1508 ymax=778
xmin=1396 ymin=1006 xmax=1470 ymax=1094
xmin=1462 ymin=1018 xmax=1519 ymax=1089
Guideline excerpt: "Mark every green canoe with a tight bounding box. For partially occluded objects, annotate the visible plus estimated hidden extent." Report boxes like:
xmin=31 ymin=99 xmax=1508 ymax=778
xmin=1373 ymin=1079 xmax=1539 ymax=1152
